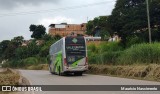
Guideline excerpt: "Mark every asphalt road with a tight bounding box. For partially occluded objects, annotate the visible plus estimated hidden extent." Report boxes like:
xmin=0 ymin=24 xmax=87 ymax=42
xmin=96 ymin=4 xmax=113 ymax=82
xmin=19 ymin=70 xmax=160 ymax=94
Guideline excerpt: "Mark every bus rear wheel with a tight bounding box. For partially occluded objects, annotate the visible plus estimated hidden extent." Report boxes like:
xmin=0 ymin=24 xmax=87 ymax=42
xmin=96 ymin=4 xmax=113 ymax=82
xmin=74 ymin=72 xmax=83 ymax=76
xmin=58 ymin=66 xmax=61 ymax=76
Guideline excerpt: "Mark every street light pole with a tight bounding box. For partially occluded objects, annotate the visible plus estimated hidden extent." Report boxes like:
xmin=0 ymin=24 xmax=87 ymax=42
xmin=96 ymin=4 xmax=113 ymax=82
xmin=146 ymin=0 xmax=152 ymax=43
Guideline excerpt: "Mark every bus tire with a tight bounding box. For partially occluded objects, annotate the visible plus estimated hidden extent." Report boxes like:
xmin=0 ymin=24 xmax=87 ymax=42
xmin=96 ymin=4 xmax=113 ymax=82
xmin=58 ymin=66 xmax=61 ymax=76
xmin=74 ymin=72 xmax=83 ymax=76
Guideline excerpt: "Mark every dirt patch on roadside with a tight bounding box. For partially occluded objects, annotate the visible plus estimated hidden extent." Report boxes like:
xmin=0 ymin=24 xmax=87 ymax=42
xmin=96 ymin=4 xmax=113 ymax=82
xmin=0 ymin=68 xmax=30 ymax=85
xmin=0 ymin=68 xmax=31 ymax=94
xmin=0 ymin=68 xmax=20 ymax=85
xmin=88 ymin=64 xmax=160 ymax=82
xmin=26 ymin=64 xmax=48 ymax=70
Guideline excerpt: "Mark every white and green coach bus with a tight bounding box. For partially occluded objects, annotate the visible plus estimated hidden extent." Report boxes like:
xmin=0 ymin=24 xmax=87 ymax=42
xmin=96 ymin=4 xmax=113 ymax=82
xmin=49 ymin=36 xmax=88 ymax=76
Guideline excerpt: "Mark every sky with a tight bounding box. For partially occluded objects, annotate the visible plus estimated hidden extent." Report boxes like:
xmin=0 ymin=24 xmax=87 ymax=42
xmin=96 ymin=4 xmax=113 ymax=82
xmin=0 ymin=0 xmax=116 ymax=41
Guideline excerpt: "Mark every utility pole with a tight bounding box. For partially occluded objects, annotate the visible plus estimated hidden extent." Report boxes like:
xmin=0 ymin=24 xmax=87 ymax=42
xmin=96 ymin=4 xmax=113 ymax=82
xmin=146 ymin=0 xmax=152 ymax=43
xmin=87 ymin=17 xmax=89 ymax=23
xmin=86 ymin=17 xmax=88 ymax=33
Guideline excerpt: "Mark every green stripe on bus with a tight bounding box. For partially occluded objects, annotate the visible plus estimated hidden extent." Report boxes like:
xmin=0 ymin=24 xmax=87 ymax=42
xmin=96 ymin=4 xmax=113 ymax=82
xmin=71 ymin=59 xmax=81 ymax=67
xmin=54 ymin=51 xmax=62 ymax=73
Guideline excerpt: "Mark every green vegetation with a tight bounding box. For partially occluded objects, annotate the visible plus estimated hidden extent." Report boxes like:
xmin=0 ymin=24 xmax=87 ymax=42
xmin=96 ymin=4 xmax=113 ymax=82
xmin=86 ymin=16 xmax=110 ymax=40
xmin=0 ymin=0 xmax=160 ymax=82
xmin=118 ymin=43 xmax=160 ymax=65
xmin=29 ymin=24 xmax=46 ymax=39
xmin=107 ymin=0 xmax=160 ymax=45
xmin=88 ymin=42 xmax=160 ymax=65
xmin=88 ymin=42 xmax=123 ymax=65
xmin=0 ymin=24 xmax=61 ymax=68
xmin=86 ymin=0 xmax=160 ymax=45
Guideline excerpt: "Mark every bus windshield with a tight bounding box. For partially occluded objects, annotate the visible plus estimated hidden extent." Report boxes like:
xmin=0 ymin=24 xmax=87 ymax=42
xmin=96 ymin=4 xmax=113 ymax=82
xmin=65 ymin=37 xmax=86 ymax=64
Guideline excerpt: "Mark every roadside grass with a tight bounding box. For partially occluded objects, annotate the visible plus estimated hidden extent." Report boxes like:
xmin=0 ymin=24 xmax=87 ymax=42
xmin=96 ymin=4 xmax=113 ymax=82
xmin=86 ymin=42 xmax=160 ymax=81
xmin=27 ymin=64 xmax=160 ymax=82
xmin=88 ymin=64 xmax=160 ymax=82
xmin=88 ymin=42 xmax=160 ymax=65
xmin=2 ymin=56 xmax=48 ymax=68
xmin=0 ymin=68 xmax=20 ymax=85
xmin=118 ymin=43 xmax=160 ymax=65
xmin=26 ymin=64 xmax=48 ymax=70
xmin=88 ymin=42 xmax=123 ymax=65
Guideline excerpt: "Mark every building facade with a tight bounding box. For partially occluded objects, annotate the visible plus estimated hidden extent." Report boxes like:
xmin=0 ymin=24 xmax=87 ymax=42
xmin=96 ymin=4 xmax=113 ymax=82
xmin=48 ymin=23 xmax=86 ymax=37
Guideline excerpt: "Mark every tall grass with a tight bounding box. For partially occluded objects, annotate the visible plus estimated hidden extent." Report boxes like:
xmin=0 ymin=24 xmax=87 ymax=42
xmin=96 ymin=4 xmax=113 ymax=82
xmin=98 ymin=42 xmax=123 ymax=52
xmin=88 ymin=42 xmax=123 ymax=64
xmin=118 ymin=43 xmax=160 ymax=65
xmin=88 ymin=42 xmax=160 ymax=65
xmin=2 ymin=56 xmax=48 ymax=68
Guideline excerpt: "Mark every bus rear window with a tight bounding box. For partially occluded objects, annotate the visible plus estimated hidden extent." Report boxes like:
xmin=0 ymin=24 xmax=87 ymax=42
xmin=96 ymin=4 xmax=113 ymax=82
xmin=65 ymin=37 xmax=86 ymax=64
xmin=65 ymin=37 xmax=86 ymax=55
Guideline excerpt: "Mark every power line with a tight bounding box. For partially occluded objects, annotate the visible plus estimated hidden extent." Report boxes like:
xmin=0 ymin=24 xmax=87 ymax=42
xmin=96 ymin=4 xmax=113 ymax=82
xmin=0 ymin=1 xmax=114 ymax=17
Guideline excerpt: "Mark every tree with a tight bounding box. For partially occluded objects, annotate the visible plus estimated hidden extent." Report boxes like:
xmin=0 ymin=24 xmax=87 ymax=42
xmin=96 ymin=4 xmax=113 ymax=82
xmin=2 ymin=36 xmax=24 ymax=60
xmin=15 ymin=41 xmax=40 ymax=60
xmin=3 ymin=41 xmax=17 ymax=59
xmin=0 ymin=40 xmax=10 ymax=58
xmin=39 ymin=45 xmax=49 ymax=57
xmin=100 ymin=29 xmax=110 ymax=40
xmin=86 ymin=16 xmax=110 ymax=39
xmin=108 ymin=0 xmax=160 ymax=45
xmin=11 ymin=36 xmax=24 ymax=46
xmin=15 ymin=46 xmax=28 ymax=59
xmin=86 ymin=20 xmax=94 ymax=35
xmin=54 ymin=34 xmax=61 ymax=40
xmin=29 ymin=24 xmax=46 ymax=39
xmin=42 ymin=34 xmax=53 ymax=41
xmin=27 ymin=41 xmax=40 ymax=57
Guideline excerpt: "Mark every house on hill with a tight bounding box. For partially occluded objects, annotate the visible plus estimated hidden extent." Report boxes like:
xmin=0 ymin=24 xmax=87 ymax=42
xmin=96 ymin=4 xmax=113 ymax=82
xmin=48 ymin=23 xmax=86 ymax=37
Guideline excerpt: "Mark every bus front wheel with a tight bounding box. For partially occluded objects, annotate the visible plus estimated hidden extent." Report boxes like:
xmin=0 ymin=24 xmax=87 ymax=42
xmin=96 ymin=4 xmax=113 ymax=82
xmin=49 ymin=65 xmax=54 ymax=74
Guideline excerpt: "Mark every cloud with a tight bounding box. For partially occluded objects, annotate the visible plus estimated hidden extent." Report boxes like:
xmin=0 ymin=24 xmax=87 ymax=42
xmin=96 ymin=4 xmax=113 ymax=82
xmin=0 ymin=0 xmax=59 ymax=10
xmin=38 ymin=16 xmax=75 ymax=27
xmin=37 ymin=16 xmax=74 ymax=33
xmin=0 ymin=0 xmax=117 ymax=41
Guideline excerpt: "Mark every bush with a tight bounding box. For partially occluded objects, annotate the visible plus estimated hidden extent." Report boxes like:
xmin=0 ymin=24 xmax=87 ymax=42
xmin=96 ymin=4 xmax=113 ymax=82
xmin=118 ymin=43 xmax=160 ymax=65
xmin=2 ymin=56 xmax=48 ymax=68
xmin=36 ymin=56 xmax=48 ymax=64
xmin=88 ymin=42 xmax=123 ymax=65
xmin=98 ymin=42 xmax=123 ymax=52
xmin=88 ymin=43 xmax=97 ymax=53
xmin=88 ymin=53 xmax=98 ymax=64
xmin=22 ymin=57 xmax=38 ymax=66
xmin=88 ymin=42 xmax=160 ymax=65
xmin=39 ymin=45 xmax=49 ymax=57
xmin=89 ymin=51 xmax=122 ymax=65
xmin=2 ymin=60 xmax=24 ymax=68
xmin=102 ymin=51 xmax=122 ymax=64
xmin=27 ymin=65 xmax=43 ymax=70
xmin=126 ymin=35 xmax=144 ymax=47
